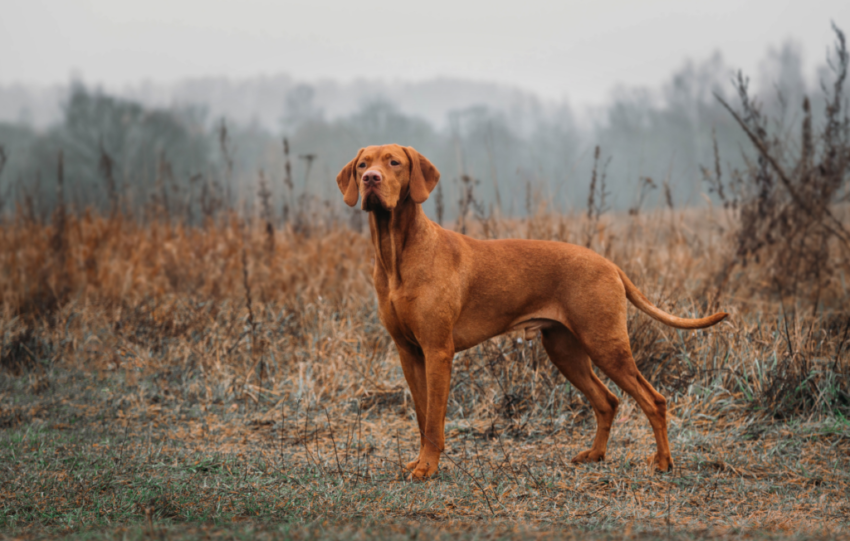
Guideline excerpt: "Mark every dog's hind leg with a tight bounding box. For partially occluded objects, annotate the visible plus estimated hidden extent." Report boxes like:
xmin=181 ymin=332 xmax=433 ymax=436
xmin=541 ymin=325 xmax=619 ymax=464
xmin=579 ymin=329 xmax=673 ymax=472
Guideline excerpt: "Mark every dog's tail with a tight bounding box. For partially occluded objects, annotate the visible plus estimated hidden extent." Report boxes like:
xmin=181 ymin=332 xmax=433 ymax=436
xmin=617 ymin=268 xmax=729 ymax=329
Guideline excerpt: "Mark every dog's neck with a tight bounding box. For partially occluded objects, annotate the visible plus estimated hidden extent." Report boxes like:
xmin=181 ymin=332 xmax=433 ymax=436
xmin=367 ymin=201 xmax=428 ymax=289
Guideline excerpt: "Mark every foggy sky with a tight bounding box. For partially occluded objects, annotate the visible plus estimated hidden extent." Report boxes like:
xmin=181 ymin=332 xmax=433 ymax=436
xmin=1 ymin=0 xmax=848 ymax=106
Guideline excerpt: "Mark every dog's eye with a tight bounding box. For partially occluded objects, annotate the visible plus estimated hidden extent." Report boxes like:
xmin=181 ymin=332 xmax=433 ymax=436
xmin=390 ymin=160 xmax=400 ymax=166
xmin=358 ymin=162 xmax=366 ymax=168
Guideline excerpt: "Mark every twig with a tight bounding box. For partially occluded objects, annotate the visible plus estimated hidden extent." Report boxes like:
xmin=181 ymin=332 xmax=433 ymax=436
xmin=573 ymin=500 xmax=611 ymax=517
xmin=240 ymin=228 xmax=260 ymax=398
xmin=395 ymin=429 xmax=409 ymax=481
xmin=776 ymin=280 xmax=796 ymax=359
xmin=326 ymin=409 xmax=344 ymax=482
xmin=832 ymin=317 xmax=850 ymax=371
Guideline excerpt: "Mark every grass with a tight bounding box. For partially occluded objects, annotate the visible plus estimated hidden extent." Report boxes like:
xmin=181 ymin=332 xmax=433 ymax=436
xmin=1 ymin=206 xmax=849 ymax=539
xmin=1 ymin=373 xmax=848 ymax=539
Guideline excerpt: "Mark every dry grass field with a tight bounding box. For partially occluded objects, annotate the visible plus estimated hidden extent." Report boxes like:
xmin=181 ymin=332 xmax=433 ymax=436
xmin=1 ymin=35 xmax=849 ymax=537
xmin=1 ymin=202 xmax=848 ymax=540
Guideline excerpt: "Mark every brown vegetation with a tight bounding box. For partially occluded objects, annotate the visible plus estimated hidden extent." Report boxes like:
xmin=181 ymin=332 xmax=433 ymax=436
xmin=1 ymin=202 xmax=849 ymax=538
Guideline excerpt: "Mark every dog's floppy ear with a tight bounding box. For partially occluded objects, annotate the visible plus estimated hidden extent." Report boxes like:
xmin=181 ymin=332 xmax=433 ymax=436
xmin=336 ymin=149 xmax=364 ymax=207
xmin=404 ymin=147 xmax=440 ymax=204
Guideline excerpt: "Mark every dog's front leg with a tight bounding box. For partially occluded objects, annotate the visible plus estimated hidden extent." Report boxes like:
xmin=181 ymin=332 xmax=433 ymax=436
xmin=396 ymin=343 xmax=428 ymax=472
xmin=410 ymin=341 xmax=454 ymax=480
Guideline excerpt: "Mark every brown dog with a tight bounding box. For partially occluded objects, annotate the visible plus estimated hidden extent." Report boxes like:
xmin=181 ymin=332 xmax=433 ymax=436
xmin=336 ymin=144 xmax=727 ymax=479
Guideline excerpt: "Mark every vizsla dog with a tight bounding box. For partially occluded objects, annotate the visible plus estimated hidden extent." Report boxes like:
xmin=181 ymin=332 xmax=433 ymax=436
xmin=336 ymin=144 xmax=727 ymax=480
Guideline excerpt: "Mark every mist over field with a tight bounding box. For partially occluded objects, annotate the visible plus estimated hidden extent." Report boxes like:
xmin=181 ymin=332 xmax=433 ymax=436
xmin=1 ymin=37 xmax=843 ymax=219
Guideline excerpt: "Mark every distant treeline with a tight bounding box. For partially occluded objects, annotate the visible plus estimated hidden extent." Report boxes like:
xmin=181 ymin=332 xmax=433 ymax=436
xmin=0 ymin=37 xmax=843 ymax=221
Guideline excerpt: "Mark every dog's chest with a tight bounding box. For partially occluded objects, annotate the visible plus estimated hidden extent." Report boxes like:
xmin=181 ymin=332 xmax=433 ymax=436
xmin=376 ymin=288 xmax=418 ymax=343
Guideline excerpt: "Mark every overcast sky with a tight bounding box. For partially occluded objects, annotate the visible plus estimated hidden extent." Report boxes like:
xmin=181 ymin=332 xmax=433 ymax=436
xmin=2 ymin=0 xmax=848 ymax=105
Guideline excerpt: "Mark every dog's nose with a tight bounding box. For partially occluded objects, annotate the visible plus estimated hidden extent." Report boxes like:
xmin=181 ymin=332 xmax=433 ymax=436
xmin=362 ymin=170 xmax=382 ymax=185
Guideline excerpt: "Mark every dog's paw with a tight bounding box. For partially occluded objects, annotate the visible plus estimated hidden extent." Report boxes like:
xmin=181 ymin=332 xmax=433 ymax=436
xmin=409 ymin=460 xmax=438 ymax=481
xmin=570 ymin=449 xmax=605 ymax=464
xmin=405 ymin=458 xmax=420 ymax=471
xmin=648 ymin=453 xmax=674 ymax=473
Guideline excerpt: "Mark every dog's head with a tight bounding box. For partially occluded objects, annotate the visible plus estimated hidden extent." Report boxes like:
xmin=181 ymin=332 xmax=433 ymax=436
xmin=336 ymin=144 xmax=440 ymax=212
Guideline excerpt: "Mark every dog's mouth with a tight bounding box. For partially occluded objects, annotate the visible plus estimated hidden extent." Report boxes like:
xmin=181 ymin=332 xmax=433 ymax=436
xmin=361 ymin=184 xmax=401 ymax=212
xmin=362 ymin=191 xmax=385 ymax=212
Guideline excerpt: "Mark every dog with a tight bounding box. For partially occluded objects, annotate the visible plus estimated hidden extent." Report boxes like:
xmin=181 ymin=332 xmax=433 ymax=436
xmin=336 ymin=144 xmax=727 ymax=479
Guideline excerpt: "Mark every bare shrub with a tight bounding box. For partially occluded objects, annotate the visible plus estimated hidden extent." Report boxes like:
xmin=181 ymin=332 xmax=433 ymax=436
xmin=709 ymin=24 xmax=850 ymax=303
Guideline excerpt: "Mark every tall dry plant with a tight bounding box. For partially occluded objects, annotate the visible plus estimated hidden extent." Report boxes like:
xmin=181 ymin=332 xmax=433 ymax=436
xmin=456 ymin=174 xmax=483 ymax=235
xmin=257 ymin=169 xmax=275 ymax=259
xmin=584 ymin=145 xmax=611 ymax=248
xmin=282 ymin=138 xmax=294 ymax=223
xmin=98 ymin=141 xmax=119 ymax=218
xmin=0 ymin=145 xmax=7 ymax=214
xmin=707 ymin=23 xmax=850 ymax=304
xmin=51 ymin=151 xmax=69 ymax=305
xmin=219 ymin=120 xmax=235 ymax=208
xmin=628 ymin=176 xmax=657 ymax=216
